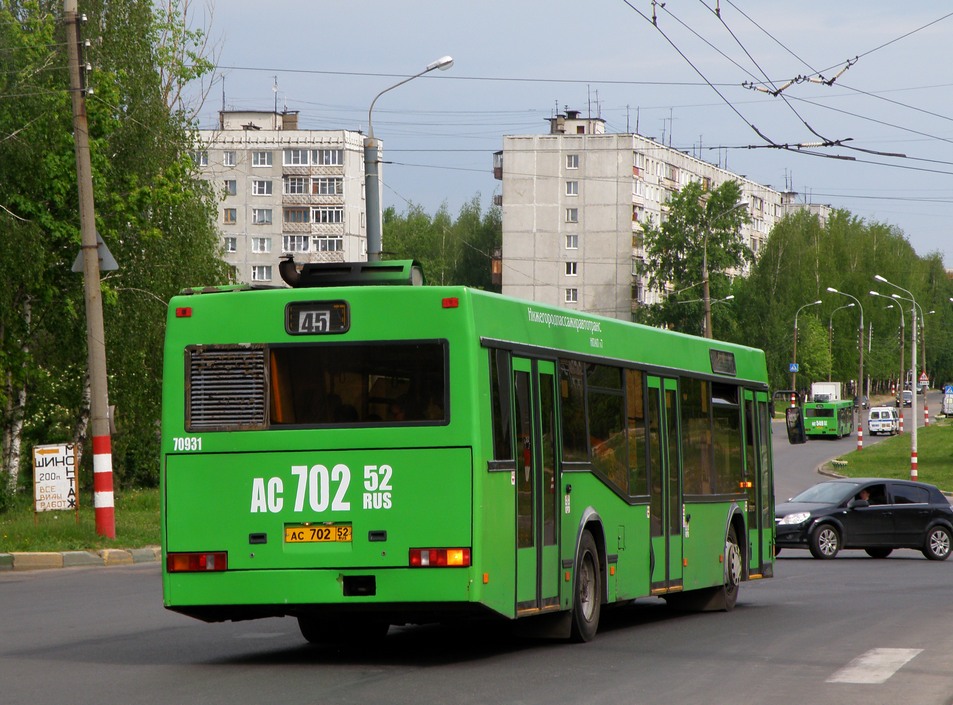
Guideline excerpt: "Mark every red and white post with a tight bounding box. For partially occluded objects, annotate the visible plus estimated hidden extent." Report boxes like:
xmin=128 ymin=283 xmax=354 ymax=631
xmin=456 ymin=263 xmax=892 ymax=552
xmin=856 ymin=422 xmax=863 ymax=451
xmin=92 ymin=435 xmax=115 ymax=538
xmin=911 ymin=450 xmax=918 ymax=481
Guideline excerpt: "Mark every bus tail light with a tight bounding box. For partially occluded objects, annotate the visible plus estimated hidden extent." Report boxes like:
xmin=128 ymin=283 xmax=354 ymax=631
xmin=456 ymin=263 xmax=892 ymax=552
xmin=442 ymin=297 xmax=459 ymax=309
xmin=409 ymin=548 xmax=471 ymax=567
xmin=166 ymin=551 xmax=227 ymax=572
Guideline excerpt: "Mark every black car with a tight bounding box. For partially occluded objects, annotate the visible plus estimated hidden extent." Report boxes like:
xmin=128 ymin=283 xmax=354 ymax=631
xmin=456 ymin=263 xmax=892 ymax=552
xmin=775 ymin=478 xmax=953 ymax=560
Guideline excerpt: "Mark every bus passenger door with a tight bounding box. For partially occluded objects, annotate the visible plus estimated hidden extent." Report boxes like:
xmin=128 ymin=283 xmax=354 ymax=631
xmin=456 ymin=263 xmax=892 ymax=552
xmin=744 ymin=391 xmax=772 ymax=575
xmin=648 ymin=376 xmax=683 ymax=593
xmin=513 ymin=358 xmax=560 ymax=614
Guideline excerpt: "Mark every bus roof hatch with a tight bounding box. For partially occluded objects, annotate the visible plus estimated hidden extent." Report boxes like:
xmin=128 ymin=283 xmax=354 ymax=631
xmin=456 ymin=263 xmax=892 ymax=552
xmin=279 ymin=255 xmax=425 ymax=288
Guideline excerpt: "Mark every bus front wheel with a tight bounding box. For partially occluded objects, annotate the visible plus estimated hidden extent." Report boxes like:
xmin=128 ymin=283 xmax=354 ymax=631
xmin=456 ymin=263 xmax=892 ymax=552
xmin=569 ymin=530 xmax=602 ymax=643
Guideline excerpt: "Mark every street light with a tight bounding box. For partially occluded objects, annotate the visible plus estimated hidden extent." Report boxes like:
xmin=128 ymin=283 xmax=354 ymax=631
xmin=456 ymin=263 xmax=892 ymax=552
xmin=826 ymin=287 xmax=865 ymax=403
xmin=365 ymin=55 xmax=454 ymax=261
xmin=792 ymin=299 xmax=822 ymax=392
xmin=701 ymin=201 xmax=748 ymax=339
xmin=827 ymin=303 xmax=854 ymax=382
xmin=874 ymin=274 xmax=919 ymax=480
xmin=878 ymin=300 xmax=904 ymax=402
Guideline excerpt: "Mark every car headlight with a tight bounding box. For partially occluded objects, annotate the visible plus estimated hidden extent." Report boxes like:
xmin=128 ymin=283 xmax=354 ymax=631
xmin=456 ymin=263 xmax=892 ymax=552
xmin=778 ymin=512 xmax=811 ymax=525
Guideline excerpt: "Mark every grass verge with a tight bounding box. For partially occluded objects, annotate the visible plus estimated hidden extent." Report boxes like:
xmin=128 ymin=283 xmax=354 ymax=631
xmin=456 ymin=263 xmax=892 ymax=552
xmin=0 ymin=487 xmax=159 ymax=553
xmin=829 ymin=417 xmax=953 ymax=490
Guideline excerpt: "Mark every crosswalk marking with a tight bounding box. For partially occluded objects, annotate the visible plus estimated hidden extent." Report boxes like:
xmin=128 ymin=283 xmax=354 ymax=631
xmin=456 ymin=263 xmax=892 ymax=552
xmin=827 ymin=648 xmax=923 ymax=684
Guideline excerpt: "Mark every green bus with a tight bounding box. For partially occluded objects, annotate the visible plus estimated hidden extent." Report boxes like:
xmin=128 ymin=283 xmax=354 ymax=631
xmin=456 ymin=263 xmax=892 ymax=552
xmin=803 ymin=400 xmax=854 ymax=438
xmin=160 ymin=259 xmax=775 ymax=644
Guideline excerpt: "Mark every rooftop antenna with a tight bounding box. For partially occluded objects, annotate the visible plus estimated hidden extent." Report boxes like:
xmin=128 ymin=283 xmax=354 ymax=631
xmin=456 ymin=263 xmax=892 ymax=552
xmin=273 ymin=76 xmax=278 ymax=129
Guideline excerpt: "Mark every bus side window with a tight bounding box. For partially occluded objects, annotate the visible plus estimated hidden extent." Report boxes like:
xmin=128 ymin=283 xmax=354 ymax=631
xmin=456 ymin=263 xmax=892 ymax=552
xmin=489 ymin=349 xmax=513 ymax=460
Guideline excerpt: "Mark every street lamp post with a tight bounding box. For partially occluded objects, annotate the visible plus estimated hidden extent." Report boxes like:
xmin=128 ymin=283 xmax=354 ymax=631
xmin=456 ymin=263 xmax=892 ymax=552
xmin=701 ymin=201 xmax=748 ymax=339
xmin=365 ymin=56 xmax=453 ymax=261
xmin=792 ymin=299 xmax=823 ymax=393
xmin=827 ymin=287 xmax=864 ymax=451
xmin=828 ymin=303 xmax=854 ymax=382
xmin=874 ymin=274 xmax=919 ymax=480
xmin=880 ymin=302 xmax=904 ymax=409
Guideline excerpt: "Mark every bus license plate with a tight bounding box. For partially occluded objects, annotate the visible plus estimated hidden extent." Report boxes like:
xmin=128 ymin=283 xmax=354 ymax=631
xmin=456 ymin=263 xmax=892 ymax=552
xmin=284 ymin=525 xmax=352 ymax=543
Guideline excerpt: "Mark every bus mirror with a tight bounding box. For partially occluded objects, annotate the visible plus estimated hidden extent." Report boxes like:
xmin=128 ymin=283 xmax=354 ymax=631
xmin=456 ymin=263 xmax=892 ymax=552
xmin=785 ymin=406 xmax=806 ymax=445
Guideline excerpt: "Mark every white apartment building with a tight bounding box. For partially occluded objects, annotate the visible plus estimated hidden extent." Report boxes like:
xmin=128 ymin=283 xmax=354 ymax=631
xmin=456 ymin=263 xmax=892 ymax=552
xmin=196 ymin=110 xmax=369 ymax=284
xmin=496 ymin=110 xmax=825 ymax=320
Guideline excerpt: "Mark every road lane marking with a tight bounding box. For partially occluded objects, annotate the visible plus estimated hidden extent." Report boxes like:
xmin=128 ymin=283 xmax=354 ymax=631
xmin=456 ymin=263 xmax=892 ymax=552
xmin=827 ymin=648 xmax=923 ymax=684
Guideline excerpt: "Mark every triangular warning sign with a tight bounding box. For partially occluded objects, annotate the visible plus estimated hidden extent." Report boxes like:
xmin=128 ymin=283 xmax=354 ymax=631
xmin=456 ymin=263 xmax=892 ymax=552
xmin=72 ymin=232 xmax=119 ymax=272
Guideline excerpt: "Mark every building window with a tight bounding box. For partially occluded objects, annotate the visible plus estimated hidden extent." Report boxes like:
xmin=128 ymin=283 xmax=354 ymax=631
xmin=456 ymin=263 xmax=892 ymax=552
xmin=251 ymin=265 xmax=272 ymax=282
xmin=566 ymin=154 xmax=579 ymax=169
xmin=284 ymin=207 xmax=309 ymax=223
xmin=192 ymin=151 xmax=208 ymax=167
xmin=223 ymin=236 xmax=237 ymax=253
xmin=312 ymin=206 xmax=343 ymax=224
xmin=252 ymin=208 xmax=272 ymax=225
xmin=566 ymin=181 xmax=578 ymax=196
xmin=313 ymin=235 xmax=344 ymax=252
xmin=252 ymin=180 xmax=273 ymax=196
xmin=312 ymin=149 xmax=343 ymax=166
xmin=223 ymin=151 xmax=236 ymax=167
xmin=252 ymin=151 xmax=272 ymax=167
xmin=565 ymin=288 xmax=578 ymax=303
xmin=566 ymin=207 xmax=578 ymax=223
xmin=282 ymin=235 xmax=310 ymax=252
xmin=566 ymin=262 xmax=578 ymax=276
xmin=283 ymin=148 xmax=309 ymax=166
xmin=223 ymin=208 xmax=236 ymax=224
xmin=566 ymin=234 xmax=578 ymax=249
xmin=224 ymin=180 xmax=237 ymax=196
xmin=283 ymin=176 xmax=307 ymax=195
xmin=311 ymin=177 xmax=344 ymax=196
xmin=251 ymin=237 xmax=271 ymax=254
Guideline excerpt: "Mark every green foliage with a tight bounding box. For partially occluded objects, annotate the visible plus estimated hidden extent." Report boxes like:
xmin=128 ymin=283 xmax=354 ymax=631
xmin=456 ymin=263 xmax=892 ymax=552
xmin=0 ymin=1 xmax=226 ymax=498
xmin=730 ymin=209 xmax=953 ymax=394
xmin=637 ymin=180 xmax=750 ymax=334
xmin=383 ymin=196 xmax=501 ymax=291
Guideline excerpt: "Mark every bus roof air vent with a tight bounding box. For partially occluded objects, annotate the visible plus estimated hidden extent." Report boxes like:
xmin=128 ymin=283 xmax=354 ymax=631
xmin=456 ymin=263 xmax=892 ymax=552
xmin=279 ymin=255 xmax=425 ymax=288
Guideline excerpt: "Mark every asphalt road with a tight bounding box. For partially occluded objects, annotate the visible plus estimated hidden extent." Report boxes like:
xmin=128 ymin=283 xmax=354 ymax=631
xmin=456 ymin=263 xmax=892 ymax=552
xmin=1 ymin=390 xmax=949 ymax=705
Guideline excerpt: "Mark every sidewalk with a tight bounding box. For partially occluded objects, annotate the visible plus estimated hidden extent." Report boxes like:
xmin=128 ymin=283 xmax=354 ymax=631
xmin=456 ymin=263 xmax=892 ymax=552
xmin=0 ymin=546 xmax=160 ymax=571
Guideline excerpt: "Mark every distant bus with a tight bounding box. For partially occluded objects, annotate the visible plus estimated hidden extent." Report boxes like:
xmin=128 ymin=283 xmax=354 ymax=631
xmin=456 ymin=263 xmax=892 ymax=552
xmin=160 ymin=258 xmax=775 ymax=644
xmin=803 ymin=400 xmax=854 ymax=438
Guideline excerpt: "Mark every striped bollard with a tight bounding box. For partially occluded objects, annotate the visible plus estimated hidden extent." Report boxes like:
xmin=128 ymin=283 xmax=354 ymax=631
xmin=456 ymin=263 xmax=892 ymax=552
xmin=899 ymin=411 xmax=904 ymax=434
xmin=910 ymin=451 xmax=918 ymax=481
xmin=93 ymin=435 xmax=116 ymax=539
xmin=924 ymin=400 xmax=930 ymax=427
xmin=856 ymin=423 xmax=863 ymax=451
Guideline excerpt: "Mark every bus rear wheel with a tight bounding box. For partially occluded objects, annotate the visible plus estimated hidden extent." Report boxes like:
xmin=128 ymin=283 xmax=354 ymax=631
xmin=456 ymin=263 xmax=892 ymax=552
xmin=569 ymin=531 xmax=601 ymax=643
xmin=298 ymin=615 xmax=389 ymax=646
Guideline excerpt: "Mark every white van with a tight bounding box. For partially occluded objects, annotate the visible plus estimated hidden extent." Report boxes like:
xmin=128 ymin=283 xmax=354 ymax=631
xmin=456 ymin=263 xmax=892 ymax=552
xmin=868 ymin=406 xmax=900 ymax=436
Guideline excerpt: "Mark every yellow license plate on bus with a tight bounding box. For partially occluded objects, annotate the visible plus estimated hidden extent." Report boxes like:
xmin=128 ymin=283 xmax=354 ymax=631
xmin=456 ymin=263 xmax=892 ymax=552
xmin=284 ymin=525 xmax=352 ymax=543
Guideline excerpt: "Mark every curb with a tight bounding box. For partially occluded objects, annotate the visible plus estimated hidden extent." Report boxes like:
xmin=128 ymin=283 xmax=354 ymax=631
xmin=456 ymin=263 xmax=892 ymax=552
xmin=0 ymin=546 xmax=160 ymax=572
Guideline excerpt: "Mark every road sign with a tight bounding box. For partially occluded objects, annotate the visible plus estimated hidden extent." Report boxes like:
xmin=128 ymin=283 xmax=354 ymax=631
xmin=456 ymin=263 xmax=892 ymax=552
xmin=789 ymin=363 xmax=799 ymax=373
xmin=33 ymin=444 xmax=78 ymax=516
xmin=919 ymin=372 xmax=929 ymax=384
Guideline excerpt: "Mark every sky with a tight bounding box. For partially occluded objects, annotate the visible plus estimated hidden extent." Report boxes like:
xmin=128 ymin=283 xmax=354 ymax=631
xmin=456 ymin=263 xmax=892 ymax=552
xmin=185 ymin=1 xmax=953 ymax=267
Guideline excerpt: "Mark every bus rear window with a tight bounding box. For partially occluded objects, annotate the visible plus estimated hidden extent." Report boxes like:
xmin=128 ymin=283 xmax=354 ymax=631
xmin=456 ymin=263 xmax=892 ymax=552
xmin=186 ymin=342 xmax=447 ymax=430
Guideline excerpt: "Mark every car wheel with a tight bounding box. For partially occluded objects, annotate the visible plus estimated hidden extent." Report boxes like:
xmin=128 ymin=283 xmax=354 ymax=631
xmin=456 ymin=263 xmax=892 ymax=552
xmin=923 ymin=525 xmax=952 ymax=561
xmin=865 ymin=547 xmax=893 ymax=559
xmin=809 ymin=524 xmax=840 ymax=559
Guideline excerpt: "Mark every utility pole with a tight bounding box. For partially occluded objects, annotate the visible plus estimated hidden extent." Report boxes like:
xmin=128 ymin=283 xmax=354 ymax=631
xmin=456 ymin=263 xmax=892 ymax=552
xmin=65 ymin=0 xmax=114 ymax=538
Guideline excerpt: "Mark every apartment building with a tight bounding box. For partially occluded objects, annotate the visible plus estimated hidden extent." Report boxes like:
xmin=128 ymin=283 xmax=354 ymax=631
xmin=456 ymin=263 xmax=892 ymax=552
xmin=196 ymin=110 xmax=369 ymax=284
xmin=495 ymin=110 xmax=824 ymax=320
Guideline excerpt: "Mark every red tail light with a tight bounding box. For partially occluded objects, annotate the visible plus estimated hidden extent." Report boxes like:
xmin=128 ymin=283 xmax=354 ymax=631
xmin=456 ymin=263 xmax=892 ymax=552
xmin=166 ymin=551 xmax=227 ymax=572
xmin=409 ymin=548 xmax=471 ymax=567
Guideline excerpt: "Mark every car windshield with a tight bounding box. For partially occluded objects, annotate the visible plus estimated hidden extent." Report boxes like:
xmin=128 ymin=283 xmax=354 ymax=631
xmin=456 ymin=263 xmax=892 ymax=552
xmin=788 ymin=482 xmax=860 ymax=504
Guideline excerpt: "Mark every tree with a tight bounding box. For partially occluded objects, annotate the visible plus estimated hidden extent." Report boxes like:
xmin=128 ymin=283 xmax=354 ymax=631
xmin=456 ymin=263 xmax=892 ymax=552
xmin=383 ymin=196 xmax=501 ymax=290
xmin=637 ymin=180 xmax=751 ymax=335
xmin=0 ymin=1 xmax=225 ymax=503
